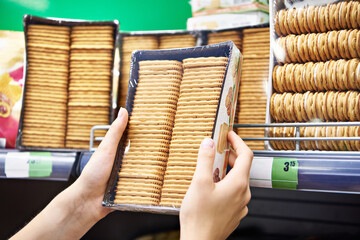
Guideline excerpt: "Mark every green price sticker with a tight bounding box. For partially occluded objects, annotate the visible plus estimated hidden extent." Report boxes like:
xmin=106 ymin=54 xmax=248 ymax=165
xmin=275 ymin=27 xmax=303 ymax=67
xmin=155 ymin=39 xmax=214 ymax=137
xmin=29 ymin=152 xmax=52 ymax=178
xmin=271 ymin=157 xmax=298 ymax=190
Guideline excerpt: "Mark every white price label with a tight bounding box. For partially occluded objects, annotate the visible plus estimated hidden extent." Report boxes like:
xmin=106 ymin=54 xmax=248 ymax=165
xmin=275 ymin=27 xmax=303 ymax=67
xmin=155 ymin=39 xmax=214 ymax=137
xmin=5 ymin=152 xmax=30 ymax=178
xmin=249 ymin=156 xmax=273 ymax=188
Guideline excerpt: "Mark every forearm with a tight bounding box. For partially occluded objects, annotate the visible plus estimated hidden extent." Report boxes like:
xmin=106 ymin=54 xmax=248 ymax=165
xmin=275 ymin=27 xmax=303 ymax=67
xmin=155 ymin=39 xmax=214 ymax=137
xmin=10 ymin=184 xmax=99 ymax=240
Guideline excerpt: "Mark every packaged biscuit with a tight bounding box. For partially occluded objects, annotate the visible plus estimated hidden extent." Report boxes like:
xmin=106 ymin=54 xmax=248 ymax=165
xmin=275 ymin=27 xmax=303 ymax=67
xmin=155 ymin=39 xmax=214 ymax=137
xmin=103 ymin=41 xmax=242 ymax=213
xmin=267 ymin=0 xmax=360 ymax=151
xmin=0 ymin=30 xmax=24 ymax=149
xmin=16 ymin=15 xmax=119 ymax=151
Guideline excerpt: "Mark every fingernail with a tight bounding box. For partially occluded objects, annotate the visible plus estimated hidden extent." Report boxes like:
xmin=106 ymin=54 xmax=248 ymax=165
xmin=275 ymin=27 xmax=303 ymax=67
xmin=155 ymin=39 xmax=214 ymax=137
xmin=201 ymin=138 xmax=214 ymax=149
xmin=118 ymin=107 xmax=124 ymax=118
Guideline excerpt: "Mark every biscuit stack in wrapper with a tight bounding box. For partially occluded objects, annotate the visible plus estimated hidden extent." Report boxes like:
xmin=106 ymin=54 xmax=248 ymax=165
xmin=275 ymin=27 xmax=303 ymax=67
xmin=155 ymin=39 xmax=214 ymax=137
xmin=235 ymin=27 xmax=270 ymax=150
xmin=119 ymin=36 xmax=159 ymax=108
xmin=207 ymin=30 xmax=242 ymax=51
xmin=114 ymin=56 xmax=229 ymax=207
xmin=160 ymin=57 xmax=228 ymax=208
xmin=66 ymin=26 xmax=114 ymax=149
xmin=271 ymin=0 xmax=360 ymax=151
xmin=159 ymin=34 xmax=196 ymax=49
xmin=115 ymin=60 xmax=182 ymax=205
xmin=22 ymin=25 xmax=71 ymax=148
xmin=21 ymin=23 xmax=115 ymax=150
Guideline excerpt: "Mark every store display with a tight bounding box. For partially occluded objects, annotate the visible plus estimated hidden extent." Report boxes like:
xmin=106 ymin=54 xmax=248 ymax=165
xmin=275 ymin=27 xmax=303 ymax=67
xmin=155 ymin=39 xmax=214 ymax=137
xmin=104 ymin=42 xmax=241 ymax=212
xmin=236 ymin=27 xmax=270 ymax=150
xmin=17 ymin=15 xmax=119 ymax=151
xmin=269 ymin=0 xmax=360 ymax=151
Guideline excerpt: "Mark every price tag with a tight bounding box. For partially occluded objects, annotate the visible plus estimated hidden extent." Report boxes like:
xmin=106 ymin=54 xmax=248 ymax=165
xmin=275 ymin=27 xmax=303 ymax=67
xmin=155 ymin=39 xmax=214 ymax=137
xmin=271 ymin=157 xmax=298 ymax=189
xmin=5 ymin=152 xmax=30 ymax=177
xmin=29 ymin=152 xmax=52 ymax=177
xmin=5 ymin=152 xmax=52 ymax=178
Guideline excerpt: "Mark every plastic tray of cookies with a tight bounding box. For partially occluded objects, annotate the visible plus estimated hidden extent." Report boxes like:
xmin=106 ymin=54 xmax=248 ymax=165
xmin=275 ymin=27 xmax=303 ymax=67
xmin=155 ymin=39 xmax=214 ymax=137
xmin=258 ymin=0 xmax=360 ymax=153
xmin=103 ymin=41 xmax=242 ymax=214
xmin=118 ymin=30 xmax=202 ymax=108
xmin=16 ymin=15 xmax=120 ymax=152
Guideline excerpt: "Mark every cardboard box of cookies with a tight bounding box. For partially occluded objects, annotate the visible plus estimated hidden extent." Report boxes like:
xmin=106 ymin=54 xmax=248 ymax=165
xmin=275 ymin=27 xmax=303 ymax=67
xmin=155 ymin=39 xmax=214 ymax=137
xmin=266 ymin=0 xmax=360 ymax=151
xmin=103 ymin=41 xmax=242 ymax=214
xmin=16 ymin=15 xmax=119 ymax=151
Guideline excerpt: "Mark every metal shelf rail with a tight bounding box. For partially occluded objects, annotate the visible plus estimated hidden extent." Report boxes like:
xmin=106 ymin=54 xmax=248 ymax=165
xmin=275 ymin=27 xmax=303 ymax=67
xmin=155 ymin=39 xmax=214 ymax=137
xmin=89 ymin=122 xmax=360 ymax=194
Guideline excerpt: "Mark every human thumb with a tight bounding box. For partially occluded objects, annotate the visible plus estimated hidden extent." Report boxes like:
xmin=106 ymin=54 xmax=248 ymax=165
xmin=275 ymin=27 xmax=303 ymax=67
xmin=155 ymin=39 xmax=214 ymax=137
xmin=193 ymin=138 xmax=216 ymax=182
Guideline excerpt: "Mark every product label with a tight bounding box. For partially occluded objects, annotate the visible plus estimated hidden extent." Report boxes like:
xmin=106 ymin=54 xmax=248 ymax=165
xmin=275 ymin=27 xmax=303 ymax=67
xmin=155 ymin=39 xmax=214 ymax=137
xmin=271 ymin=157 xmax=298 ymax=190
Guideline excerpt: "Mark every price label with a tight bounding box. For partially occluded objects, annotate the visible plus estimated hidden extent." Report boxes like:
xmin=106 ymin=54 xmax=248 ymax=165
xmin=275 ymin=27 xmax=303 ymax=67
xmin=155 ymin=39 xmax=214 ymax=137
xmin=29 ymin=152 xmax=52 ymax=177
xmin=5 ymin=152 xmax=52 ymax=178
xmin=271 ymin=157 xmax=298 ymax=189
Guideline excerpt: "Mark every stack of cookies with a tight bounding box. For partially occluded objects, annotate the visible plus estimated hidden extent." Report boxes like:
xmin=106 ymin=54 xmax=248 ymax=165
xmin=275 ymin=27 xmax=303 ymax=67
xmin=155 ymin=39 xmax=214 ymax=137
xmin=207 ymin=30 xmax=242 ymax=50
xmin=66 ymin=26 xmax=114 ymax=149
xmin=235 ymin=27 xmax=270 ymax=150
xmin=115 ymin=56 xmax=229 ymax=207
xmin=159 ymin=34 xmax=196 ymax=49
xmin=271 ymin=1 xmax=360 ymax=151
xmin=22 ymin=24 xmax=71 ymax=148
xmin=119 ymin=36 xmax=158 ymax=108
xmin=270 ymin=91 xmax=360 ymax=122
xmin=269 ymin=126 xmax=360 ymax=151
xmin=160 ymin=56 xmax=228 ymax=208
xmin=275 ymin=0 xmax=360 ymax=36
xmin=114 ymin=60 xmax=182 ymax=206
xmin=275 ymin=29 xmax=360 ymax=64
xmin=272 ymin=59 xmax=360 ymax=92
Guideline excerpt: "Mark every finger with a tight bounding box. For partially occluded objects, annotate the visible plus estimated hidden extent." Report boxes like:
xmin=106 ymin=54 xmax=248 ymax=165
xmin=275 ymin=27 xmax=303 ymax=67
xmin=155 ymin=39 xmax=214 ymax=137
xmin=193 ymin=138 xmax=216 ymax=183
xmin=229 ymin=131 xmax=253 ymax=173
xmin=228 ymin=148 xmax=237 ymax=168
xmin=226 ymin=131 xmax=253 ymax=179
xmin=97 ymin=108 xmax=128 ymax=153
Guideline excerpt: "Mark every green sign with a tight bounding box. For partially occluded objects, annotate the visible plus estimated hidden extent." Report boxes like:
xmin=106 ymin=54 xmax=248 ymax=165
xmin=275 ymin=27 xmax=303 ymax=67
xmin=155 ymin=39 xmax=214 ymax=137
xmin=272 ymin=157 xmax=298 ymax=190
xmin=29 ymin=152 xmax=52 ymax=177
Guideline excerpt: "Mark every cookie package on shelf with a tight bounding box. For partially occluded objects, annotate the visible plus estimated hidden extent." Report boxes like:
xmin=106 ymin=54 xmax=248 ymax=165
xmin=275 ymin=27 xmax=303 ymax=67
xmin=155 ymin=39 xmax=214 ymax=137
xmin=16 ymin=15 xmax=119 ymax=151
xmin=118 ymin=31 xmax=197 ymax=109
xmin=103 ymin=41 xmax=242 ymax=213
xmin=268 ymin=0 xmax=360 ymax=151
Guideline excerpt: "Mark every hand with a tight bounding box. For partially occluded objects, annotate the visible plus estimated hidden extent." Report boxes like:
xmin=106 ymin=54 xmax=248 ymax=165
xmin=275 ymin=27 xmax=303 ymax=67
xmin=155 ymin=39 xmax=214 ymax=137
xmin=10 ymin=108 xmax=128 ymax=240
xmin=180 ymin=130 xmax=253 ymax=240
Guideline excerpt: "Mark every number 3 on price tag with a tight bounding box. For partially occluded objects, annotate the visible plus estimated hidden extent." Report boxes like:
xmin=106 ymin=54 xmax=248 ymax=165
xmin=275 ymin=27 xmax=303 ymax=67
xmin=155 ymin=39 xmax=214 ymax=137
xmin=271 ymin=157 xmax=298 ymax=190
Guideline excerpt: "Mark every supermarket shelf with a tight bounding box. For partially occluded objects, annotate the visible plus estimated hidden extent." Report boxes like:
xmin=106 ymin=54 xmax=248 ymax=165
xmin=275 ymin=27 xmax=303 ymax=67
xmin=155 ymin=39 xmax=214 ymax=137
xmin=0 ymin=149 xmax=77 ymax=181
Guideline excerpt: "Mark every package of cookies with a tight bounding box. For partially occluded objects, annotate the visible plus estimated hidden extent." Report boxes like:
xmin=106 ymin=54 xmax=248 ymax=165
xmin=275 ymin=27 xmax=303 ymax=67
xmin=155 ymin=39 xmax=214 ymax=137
xmin=118 ymin=30 xmax=199 ymax=109
xmin=103 ymin=41 xmax=242 ymax=213
xmin=16 ymin=15 xmax=119 ymax=151
xmin=267 ymin=0 xmax=360 ymax=151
